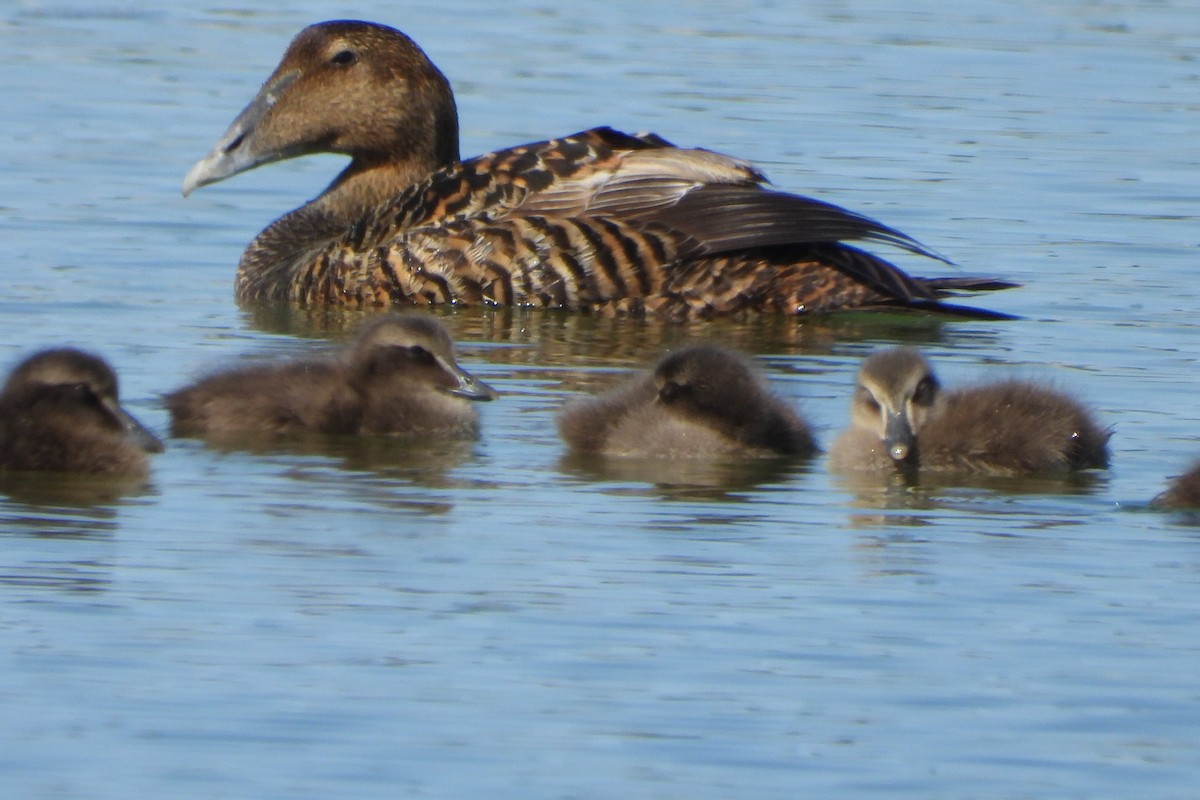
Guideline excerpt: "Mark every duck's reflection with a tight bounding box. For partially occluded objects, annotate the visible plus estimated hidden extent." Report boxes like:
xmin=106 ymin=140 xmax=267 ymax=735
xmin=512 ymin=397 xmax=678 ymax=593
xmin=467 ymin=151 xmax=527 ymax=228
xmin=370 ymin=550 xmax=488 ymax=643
xmin=0 ymin=471 xmax=152 ymax=512
xmin=558 ymin=450 xmax=812 ymax=502
xmin=241 ymin=302 xmax=1006 ymax=364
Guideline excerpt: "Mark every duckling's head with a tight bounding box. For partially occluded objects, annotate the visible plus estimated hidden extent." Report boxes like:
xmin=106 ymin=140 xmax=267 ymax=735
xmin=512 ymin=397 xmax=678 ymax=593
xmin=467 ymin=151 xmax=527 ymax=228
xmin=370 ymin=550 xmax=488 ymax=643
xmin=183 ymin=20 xmax=459 ymax=197
xmin=348 ymin=315 xmax=497 ymax=401
xmin=4 ymin=349 xmax=164 ymax=453
xmin=653 ymin=344 xmax=759 ymax=416
xmin=850 ymin=347 xmax=942 ymax=464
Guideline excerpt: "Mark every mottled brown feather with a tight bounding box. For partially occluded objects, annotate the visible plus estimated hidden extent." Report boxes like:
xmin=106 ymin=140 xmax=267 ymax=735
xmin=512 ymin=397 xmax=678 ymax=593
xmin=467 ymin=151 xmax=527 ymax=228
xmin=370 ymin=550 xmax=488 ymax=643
xmin=185 ymin=21 xmax=1015 ymax=318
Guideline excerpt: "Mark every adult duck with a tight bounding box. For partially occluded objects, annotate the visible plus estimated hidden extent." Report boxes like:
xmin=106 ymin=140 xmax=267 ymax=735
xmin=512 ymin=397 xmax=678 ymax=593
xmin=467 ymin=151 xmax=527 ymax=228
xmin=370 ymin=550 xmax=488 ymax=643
xmin=0 ymin=349 xmax=163 ymax=476
xmin=558 ymin=344 xmax=816 ymax=458
xmin=166 ymin=314 xmax=496 ymax=440
xmin=183 ymin=20 xmax=1014 ymax=320
xmin=828 ymin=347 xmax=1110 ymax=477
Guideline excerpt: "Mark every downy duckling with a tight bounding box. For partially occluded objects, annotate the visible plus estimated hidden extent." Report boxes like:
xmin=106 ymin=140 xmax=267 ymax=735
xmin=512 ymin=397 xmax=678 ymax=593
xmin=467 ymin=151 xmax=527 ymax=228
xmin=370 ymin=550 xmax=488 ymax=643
xmin=182 ymin=20 xmax=1014 ymax=319
xmin=0 ymin=349 xmax=163 ymax=476
xmin=558 ymin=344 xmax=816 ymax=458
xmin=829 ymin=347 xmax=1110 ymax=476
xmin=166 ymin=314 xmax=496 ymax=440
xmin=1152 ymin=460 xmax=1200 ymax=510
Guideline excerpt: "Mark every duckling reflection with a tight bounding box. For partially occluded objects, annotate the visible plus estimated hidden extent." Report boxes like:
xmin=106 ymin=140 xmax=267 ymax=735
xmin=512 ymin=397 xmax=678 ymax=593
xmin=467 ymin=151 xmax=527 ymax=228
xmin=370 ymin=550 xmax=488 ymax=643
xmin=829 ymin=347 xmax=1110 ymax=477
xmin=166 ymin=314 xmax=496 ymax=441
xmin=558 ymin=344 xmax=816 ymax=458
xmin=0 ymin=349 xmax=163 ymax=476
xmin=1152 ymin=460 xmax=1200 ymax=510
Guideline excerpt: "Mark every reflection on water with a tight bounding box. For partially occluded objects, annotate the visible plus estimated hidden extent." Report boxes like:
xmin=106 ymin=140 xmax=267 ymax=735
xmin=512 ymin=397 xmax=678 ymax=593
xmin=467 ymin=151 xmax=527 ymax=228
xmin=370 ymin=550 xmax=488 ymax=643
xmin=834 ymin=468 xmax=1111 ymax=531
xmin=174 ymin=429 xmax=478 ymax=485
xmin=558 ymin=450 xmax=814 ymax=500
xmin=0 ymin=471 xmax=153 ymax=512
xmin=0 ymin=480 xmax=125 ymax=594
xmin=241 ymin=301 xmax=1008 ymax=361
xmin=0 ymin=554 xmax=112 ymax=594
xmin=833 ymin=464 xmax=1110 ymax=501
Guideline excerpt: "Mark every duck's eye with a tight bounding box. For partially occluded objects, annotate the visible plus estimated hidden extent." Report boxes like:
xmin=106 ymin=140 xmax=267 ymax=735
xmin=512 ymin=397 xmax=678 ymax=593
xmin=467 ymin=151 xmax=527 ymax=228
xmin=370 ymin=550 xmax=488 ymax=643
xmin=406 ymin=346 xmax=436 ymax=365
xmin=854 ymin=386 xmax=879 ymax=412
xmin=911 ymin=377 xmax=938 ymax=406
xmin=330 ymin=49 xmax=358 ymax=67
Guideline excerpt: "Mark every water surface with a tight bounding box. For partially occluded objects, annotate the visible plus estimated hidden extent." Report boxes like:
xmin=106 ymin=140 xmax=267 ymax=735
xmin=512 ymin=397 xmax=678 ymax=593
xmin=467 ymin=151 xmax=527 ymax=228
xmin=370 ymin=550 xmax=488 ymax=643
xmin=1 ymin=1 xmax=1198 ymax=798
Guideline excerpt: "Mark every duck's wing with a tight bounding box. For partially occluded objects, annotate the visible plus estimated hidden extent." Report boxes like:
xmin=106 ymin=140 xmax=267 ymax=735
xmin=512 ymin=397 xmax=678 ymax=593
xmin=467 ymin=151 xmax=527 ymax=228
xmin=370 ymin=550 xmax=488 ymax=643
xmin=265 ymin=126 xmax=1013 ymax=316
xmin=351 ymin=127 xmax=682 ymax=239
xmin=353 ymin=126 xmax=938 ymax=259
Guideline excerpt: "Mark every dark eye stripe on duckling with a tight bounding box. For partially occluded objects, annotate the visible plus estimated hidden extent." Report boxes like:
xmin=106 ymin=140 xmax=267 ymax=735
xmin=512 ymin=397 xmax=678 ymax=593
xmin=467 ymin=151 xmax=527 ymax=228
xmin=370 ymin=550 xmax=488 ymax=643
xmin=186 ymin=21 xmax=1016 ymax=320
xmin=830 ymin=346 xmax=1110 ymax=477
xmin=0 ymin=349 xmax=162 ymax=476
xmin=165 ymin=313 xmax=495 ymax=440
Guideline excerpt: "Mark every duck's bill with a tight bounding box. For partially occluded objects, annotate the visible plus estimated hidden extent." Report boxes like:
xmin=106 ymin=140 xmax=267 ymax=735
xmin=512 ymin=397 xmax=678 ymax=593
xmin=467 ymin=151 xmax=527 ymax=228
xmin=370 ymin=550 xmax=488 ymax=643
xmin=441 ymin=361 xmax=498 ymax=402
xmin=106 ymin=400 xmax=165 ymax=453
xmin=884 ymin=410 xmax=914 ymax=463
xmin=182 ymin=70 xmax=300 ymax=196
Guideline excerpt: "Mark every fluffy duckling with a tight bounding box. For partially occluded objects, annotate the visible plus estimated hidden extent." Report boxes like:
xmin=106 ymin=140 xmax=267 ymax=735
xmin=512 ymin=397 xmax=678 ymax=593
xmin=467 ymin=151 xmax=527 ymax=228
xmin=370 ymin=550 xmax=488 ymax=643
xmin=166 ymin=314 xmax=496 ymax=440
xmin=1152 ymin=460 xmax=1200 ymax=510
xmin=829 ymin=347 xmax=1110 ymax=476
xmin=0 ymin=349 xmax=163 ymax=476
xmin=558 ymin=344 xmax=816 ymax=458
xmin=182 ymin=20 xmax=1014 ymax=319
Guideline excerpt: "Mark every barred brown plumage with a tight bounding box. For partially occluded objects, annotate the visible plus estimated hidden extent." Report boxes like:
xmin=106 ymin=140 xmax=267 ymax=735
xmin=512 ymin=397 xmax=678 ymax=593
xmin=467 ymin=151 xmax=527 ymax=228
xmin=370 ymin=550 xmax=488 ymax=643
xmin=185 ymin=20 xmax=1016 ymax=319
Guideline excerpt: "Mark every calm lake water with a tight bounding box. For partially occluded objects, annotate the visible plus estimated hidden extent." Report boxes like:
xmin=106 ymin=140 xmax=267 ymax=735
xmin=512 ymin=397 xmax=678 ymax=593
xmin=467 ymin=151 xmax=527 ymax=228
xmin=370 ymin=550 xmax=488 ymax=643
xmin=2 ymin=1 xmax=1199 ymax=797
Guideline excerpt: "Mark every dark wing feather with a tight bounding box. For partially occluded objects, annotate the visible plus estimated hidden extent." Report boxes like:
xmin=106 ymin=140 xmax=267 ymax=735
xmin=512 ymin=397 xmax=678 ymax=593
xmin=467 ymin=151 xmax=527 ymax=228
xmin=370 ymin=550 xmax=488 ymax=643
xmin=643 ymin=184 xmax=952 ymax=263
xmin=808 ymin=244 xmax=936 ymax=302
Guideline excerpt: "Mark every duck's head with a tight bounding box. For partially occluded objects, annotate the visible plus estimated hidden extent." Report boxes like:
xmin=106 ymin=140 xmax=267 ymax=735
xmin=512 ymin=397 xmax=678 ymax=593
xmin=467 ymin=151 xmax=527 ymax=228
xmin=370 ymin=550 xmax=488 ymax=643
xmin=4 ymin=349 xmax=164 ymax=453
xmin=653 ymin=344 xmax=758 ymax=416
xmin=348 ymin=315 xmax=497 ymax=401
xmin=849 ymin=347 xmax=942 ymax=465
xmin=183 ymin=20 xmax=459 ymax=197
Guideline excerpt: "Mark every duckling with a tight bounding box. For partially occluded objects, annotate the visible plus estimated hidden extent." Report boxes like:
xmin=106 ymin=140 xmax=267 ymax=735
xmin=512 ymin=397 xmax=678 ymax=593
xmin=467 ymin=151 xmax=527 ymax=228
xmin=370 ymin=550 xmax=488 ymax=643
xmin=166 ymin=314 xmax=496 ymax=440
xmin=558 ymin=344 xmax=816 ymax=458
xmin=1152 ymin=460 xmax=1200 ymax=510
xmin=828 ymin=347 xmax=1110 ymax=476
xmin=182 ymin=20 xmax=1014 ymax=320
xmin=0 ymin=349 xmax=163 ymax=476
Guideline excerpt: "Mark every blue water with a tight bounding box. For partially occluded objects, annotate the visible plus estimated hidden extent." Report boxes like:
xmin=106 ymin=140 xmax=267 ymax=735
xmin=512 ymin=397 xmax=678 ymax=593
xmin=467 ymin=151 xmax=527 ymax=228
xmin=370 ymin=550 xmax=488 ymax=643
xmin=1 ymin=1 xmax=1199 ymax=797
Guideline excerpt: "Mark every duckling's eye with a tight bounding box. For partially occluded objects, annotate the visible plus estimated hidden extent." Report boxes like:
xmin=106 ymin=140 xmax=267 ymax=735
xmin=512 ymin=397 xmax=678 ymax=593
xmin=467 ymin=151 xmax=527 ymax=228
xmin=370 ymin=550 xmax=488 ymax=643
xmin=406 ymin=346 xmax=436 ymax=365
xmin=67 ymin=382 xmax=91 ymax=400
xmin=911 ymin=377 xmax=938 ymax=406
xmin=330 ymin=49 xmax=358 ymax=67
xmin=854 ymin=385 xmax=879 ymax=412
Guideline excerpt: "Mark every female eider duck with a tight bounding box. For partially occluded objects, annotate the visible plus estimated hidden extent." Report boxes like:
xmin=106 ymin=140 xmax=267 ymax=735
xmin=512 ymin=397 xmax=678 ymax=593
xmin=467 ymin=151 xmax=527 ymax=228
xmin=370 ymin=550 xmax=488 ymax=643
xmin=828 ymin=347 xmax=1110 ymax=477
xmin=183 ymin=20 xmax=1014 ymax=320
xmin=166 ymin=314 xmax=496 ymax=440
xmin=558 ymin=344 xmax=816 ymax=458
xmin=0 ymin=349 xmax=163 ymax=476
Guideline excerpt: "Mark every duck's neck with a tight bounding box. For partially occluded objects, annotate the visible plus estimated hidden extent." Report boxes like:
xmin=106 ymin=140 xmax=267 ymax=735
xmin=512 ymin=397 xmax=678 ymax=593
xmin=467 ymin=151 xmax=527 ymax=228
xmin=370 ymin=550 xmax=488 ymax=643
xmin=236 ymin=149 xmax=459 ymax=301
